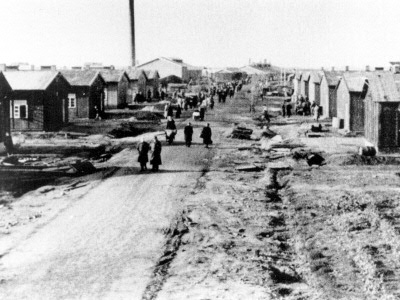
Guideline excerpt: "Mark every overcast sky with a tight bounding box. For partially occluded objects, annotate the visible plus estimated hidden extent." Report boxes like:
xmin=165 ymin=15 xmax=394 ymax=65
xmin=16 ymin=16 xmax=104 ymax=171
xmin=1 ymin=0 xmax=399 ymax=69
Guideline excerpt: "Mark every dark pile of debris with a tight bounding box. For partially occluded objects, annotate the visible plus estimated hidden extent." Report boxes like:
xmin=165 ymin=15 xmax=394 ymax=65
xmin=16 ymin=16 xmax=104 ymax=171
xmin=231 ymin=125 xmax=253 ymax=140
xmin=236 ymin=164 xmax=264 ymax=172
xmin=131 ymin=111 xmax=163 ymax=122
xmin=23 ymin=131 xmax=90 ymax=140
xmin=0 ymin=155 xmax=97 ymax=182
xmin=303 ymin=123 xmax=331 ymax=138
xmin=105 ymin=110 xmax=163 ymax=121
xmin=327 ymin=154 xmax=400 ymax=166
xmin=262 ymin=127 xmax=277 ymax=138
xmin=108 ymin=122 xmax=157 ymax=138
xmin=292 ymin=150 xmax=326 ymax=166
xmin=18 ymin=143 xmax=105 ymax=158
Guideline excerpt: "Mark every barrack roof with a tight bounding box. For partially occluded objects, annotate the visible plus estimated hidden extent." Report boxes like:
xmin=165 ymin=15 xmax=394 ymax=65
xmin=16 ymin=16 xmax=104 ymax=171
xmin=61 ymin=70 xmax=103 ymax=86
xmin=323 ymin=70 xmax=344 ymax=86
xmin=3 ymin=71 xmax=61 ymax=90
xmin=366 ymin=72 xmax=400 ymax=102
xmin=99 ymin=70 xmax=128 ymax=83
xmin=126 ymin=69 xmax=147 ymax=81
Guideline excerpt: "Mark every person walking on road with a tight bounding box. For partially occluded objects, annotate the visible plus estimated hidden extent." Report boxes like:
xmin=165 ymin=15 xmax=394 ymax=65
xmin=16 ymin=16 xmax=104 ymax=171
xmin=166 ymin=116 xmax=176 ymax=130
xmin=175 ymin=104 xmax=182 ymax=119
xmin=165 ymin=116 xmax=177 ymax=144
xmin=286 ymin=100 xmax=292 ymax=118
xmin=137 ymin=138 xmax=150 ymax=171
xmin=200 ymin=123 xmax=212 ymax=148
xmin=199 ymin=103 xmax=206 ymax=121
xmin=167 ymin=103 xmax=174 ymax=118
xmin=150 ymin=136 xmax=162 ymax=171
xmin=222 ymin=87 xmax=228 ymax=103
xmin=184 ymin=122 xmax=194 ymax=147
xmin=217 ymin=88 xmax=223 ymax=103
xmin=209 ymin=95 xmax=215 ymax=109
xmin=229 ymin=86 xmax=234 ymax=98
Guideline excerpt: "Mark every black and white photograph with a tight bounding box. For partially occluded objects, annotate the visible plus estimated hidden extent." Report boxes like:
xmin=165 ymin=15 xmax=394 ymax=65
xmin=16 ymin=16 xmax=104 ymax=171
xmin=1 ymin=0 xmax=400 ymax=299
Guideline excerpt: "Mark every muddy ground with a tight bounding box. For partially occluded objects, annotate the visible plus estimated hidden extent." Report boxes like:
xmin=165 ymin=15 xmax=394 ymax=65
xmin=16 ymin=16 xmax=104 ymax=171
xmin=1 ymin=87 xmax=400 ymax=299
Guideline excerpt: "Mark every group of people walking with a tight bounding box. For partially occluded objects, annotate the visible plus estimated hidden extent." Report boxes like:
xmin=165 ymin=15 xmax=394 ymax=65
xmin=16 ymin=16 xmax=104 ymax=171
xmin=135 ymin=80 xmax=237 ymax=172
xmin=212 ymin=82 xmax=238 ymax=103
xmin=183 ymin=122 xmax=212 ymax=148
xmin=136 ymin=123 xmax=213 ymax=171
xmin=137 ymin=136 xmax=162 ymax=172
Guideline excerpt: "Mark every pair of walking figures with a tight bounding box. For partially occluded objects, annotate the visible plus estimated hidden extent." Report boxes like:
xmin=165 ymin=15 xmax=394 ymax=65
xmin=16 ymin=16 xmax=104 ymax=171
xmin=137 ymin=136 xmax=162 ymax=171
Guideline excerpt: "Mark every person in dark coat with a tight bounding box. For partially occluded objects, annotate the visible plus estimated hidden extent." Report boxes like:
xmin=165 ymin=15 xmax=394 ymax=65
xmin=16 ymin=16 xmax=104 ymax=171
xmin=217 ymin=88 xmax=223 ymax=103
xmin=199 ymin=106 xmax=206 ymax=121
xmin=222 ymin=88 xmax=228 ymax=103
xmin=184 ymin=122 xmax=194 ymax=147
xmin=286 ymin=100 xmax=292 ymax=118
xmin=165 ymin=116 xmax=177 ymax=143
xmin=4 ymin=132 xmax=14 ymax=156
xmin=229 ymin=87 xmax=234 ymax=98
xmin=184 ymin=98 xmax=189 ymax=110
xmin=192 ymin=96 xmax=198 ymax=108
xmin=200 ymin=123 xmax=212 ymax=148
xmin=166 ymin=116 xmax=176 ymax=130
xmin=209 ymin=95 xmax=215 ymax=110
xmin=167 ymin=104 xmax=174 ymax=118
xmin=137 ymin=138 xmax=150 ymax=171
xmin=150 ymin=136 xmax=162 ymax=171
xmin=175 ymin=105 xmax=182 ymax=119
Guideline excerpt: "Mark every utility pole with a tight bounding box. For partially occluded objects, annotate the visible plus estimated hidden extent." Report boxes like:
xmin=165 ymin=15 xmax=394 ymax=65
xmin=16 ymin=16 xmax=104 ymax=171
xmin=284 ymin=68 xmax=286 ymax=86
xmin=129 ymin=0 xmax=136 ymax=67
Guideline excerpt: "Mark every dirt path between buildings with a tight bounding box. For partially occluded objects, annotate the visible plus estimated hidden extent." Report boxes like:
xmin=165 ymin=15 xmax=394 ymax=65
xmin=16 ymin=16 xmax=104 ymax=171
xmin=0 ymin=125 xmax=216 ymax=299
xmin=2 ymin=88 xmax=400 ymax=299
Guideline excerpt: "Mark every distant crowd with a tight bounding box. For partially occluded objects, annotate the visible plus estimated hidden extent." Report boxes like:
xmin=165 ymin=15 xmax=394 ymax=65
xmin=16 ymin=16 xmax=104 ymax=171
xmin=135 ymin=80 xmax=245 ymax=172
xmin=294 ymin=95 xmax=322 ymax=120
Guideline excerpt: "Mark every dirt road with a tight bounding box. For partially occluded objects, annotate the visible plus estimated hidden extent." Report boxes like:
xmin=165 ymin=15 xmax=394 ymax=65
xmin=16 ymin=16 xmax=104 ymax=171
xmin=0 ymin=129 xmax=215 ymax=299
xmin=3 ymin=89 xmax=399 ymax=300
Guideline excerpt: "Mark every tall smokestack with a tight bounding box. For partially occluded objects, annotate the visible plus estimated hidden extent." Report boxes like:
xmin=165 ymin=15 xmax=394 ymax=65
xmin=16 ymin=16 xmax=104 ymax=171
xmin=129 ymin=0 xmax=136 ymax=66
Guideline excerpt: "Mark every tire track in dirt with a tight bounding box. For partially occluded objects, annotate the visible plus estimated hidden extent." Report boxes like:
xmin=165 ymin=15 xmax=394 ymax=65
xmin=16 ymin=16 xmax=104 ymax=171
xmin=141 ymin=150 xmax=214 ymax=300
xmin=141 ymin=213 xmax=189 ymax=300
xmin=258 ymin=166 xmax=308 ymax=298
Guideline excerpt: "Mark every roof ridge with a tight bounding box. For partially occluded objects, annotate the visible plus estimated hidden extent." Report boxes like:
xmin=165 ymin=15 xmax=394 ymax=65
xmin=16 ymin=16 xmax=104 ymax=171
xmin=89 ymin=71 xmax=100 ymax=86
xmin=44 ymin=71 xmax=60 ymax=89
